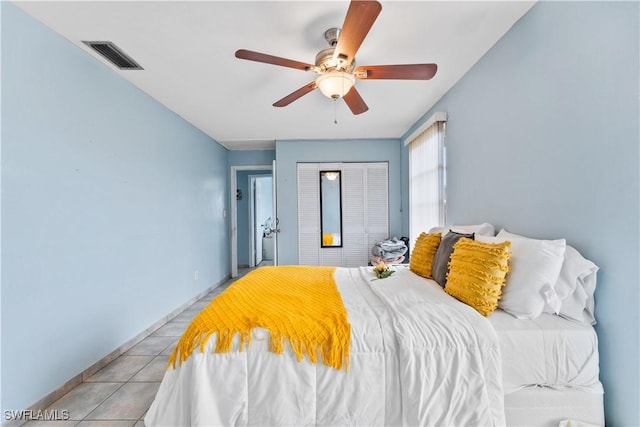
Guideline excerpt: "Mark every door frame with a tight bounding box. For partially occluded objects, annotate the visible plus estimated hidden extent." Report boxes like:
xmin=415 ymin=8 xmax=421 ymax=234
xmin=230 ymin=164 xmax=272 ymax=278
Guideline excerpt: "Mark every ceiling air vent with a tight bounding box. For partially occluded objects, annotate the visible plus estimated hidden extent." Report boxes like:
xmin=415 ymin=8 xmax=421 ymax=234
xmin=82 ymin=41 xmax=143 ymax=70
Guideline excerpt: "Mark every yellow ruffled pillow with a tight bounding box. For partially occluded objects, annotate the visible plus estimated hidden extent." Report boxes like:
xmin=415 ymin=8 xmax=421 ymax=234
xmin=444 ymin=237 xmax=511 ymax=316
xmin=409 ymin=232 xmax=442 ymax=279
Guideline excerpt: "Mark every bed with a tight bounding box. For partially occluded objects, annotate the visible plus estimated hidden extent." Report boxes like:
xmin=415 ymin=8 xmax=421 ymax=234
xmin=146 ymin=266 xmax=505 ymax=426
xmin=145 ymin=226 xmax=604 ymax=427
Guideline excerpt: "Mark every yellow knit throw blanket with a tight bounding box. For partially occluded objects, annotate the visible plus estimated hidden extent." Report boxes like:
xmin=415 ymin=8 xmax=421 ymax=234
xmin=168 ymin=266 xmax=350 ymax=371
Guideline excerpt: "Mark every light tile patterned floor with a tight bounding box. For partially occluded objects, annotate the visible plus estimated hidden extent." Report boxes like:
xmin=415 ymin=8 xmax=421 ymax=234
xmin=20 ymin=270 xmax=248 ymax=427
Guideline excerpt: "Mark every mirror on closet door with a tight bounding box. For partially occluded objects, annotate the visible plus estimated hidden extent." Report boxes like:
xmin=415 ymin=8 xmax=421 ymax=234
xmin=320 ymin=170 xmax=343 ymax=248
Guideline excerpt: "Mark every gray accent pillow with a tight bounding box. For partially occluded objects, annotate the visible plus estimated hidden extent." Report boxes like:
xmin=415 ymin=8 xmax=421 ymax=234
xmin=431 ymin=231 xmax=475 ymax=286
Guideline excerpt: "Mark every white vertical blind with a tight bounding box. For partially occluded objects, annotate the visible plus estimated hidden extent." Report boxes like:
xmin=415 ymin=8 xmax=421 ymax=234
xmin=408 ymin=117 xmax=446 ymax=245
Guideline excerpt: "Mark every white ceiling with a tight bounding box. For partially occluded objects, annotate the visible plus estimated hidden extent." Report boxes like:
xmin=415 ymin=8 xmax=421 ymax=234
xmin=15 ymin=1 xmax=535 ymax=150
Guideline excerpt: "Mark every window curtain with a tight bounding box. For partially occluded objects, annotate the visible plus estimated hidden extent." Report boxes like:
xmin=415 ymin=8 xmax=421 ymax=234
xmin=408 ymin=117 xmax=446 ymax=245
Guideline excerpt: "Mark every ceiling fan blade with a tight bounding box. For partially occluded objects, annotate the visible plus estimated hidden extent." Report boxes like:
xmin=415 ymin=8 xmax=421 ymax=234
xmin=334 ymin=0 xmax=382 ymax=66
xmin=235 ymin=49 xmax=313 ymax=71
xmin=343 ymin=86 xmax=369 ymax=115
xmin=273 ymin=82 xmax=317 ymax=107
xmin=355 ymin=64 xmax=438 ymax=80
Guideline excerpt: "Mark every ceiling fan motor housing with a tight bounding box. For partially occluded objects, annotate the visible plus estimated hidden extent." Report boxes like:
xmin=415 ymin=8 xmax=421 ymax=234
xmin=315 ymin=47 xmax=354 ymax=73
xmin=324 ymin=28 xmax=340 ymax=46
xmin=315 ymin=28 xmax=354 ymax=73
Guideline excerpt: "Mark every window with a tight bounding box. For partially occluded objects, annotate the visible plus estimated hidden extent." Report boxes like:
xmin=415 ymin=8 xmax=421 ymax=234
xmin=407 ymin=113 xmax=447 ymax=245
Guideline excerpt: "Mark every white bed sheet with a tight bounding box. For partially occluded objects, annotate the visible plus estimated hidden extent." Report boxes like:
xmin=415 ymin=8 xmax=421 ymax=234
xmin=504 ymin=387 xmax=604 ymax=427
xmin=489 ymin=309 xmax=603 ymax=393
xmin=145 ymin=266 xmax=505 ymax=426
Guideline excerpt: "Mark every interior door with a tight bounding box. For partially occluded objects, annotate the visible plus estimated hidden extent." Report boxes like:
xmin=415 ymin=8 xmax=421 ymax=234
xmin=252 ymin=177 xmax=263 ymax=267
xmin=271 ymin=160 xmax=278 ymax=266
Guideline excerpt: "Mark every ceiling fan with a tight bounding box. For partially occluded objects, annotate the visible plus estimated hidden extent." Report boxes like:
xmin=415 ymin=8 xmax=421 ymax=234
xmin=235 ymin=0 xmax=437 ymax=115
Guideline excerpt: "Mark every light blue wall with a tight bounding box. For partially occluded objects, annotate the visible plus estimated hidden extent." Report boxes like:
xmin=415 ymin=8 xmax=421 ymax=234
xmin=275 ymin=139 xmax=402 ymax=265
xmin=228 ymin=149 xmax=275 ymax=168
xmin=402 ymin=2 xmax=639 ymax=425
xmin=1 ymin=3 xmax=230 ymax=412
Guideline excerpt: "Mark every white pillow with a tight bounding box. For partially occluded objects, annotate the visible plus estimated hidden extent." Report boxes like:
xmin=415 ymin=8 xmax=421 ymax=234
xmin=429 ymin=222 xmax=495 ymax=237
xmin=480 ymin=230 xmax=566 ymax=319
xmin=544 ymin=245 xmax=599 ymax=324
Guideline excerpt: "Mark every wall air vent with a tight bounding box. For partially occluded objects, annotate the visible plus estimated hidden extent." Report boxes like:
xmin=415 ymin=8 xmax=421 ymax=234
xmin=82 ymin=41 xmax=143 ymax=70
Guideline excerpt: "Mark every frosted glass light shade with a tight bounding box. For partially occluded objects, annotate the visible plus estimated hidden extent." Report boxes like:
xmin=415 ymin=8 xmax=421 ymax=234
xmin=316 ymin=71 xmax=355 ymax=99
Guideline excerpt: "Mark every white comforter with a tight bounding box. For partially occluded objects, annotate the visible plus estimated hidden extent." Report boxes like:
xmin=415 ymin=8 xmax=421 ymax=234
xmin=145 ymin=266 xmax=505 ymax=426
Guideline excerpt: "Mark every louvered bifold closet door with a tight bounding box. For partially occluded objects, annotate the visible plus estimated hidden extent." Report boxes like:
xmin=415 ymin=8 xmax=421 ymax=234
xmin=297 ymin=163 xmax=320 ymax=265
xmin=366 ymin=163 xmax=389 ymax=260
xmin=297 ymin=162 xmax=388 ymax=267
xmin=342 ymin=164 xmax=368 ymax=267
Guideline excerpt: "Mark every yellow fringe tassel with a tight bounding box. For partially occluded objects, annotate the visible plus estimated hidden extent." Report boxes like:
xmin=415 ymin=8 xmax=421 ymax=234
xmin=167 ymin=266 xmax=350 ymax=372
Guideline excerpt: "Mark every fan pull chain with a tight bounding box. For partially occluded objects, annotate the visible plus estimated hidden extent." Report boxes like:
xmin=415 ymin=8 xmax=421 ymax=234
xmin=334 ymin=98 xmax=338 ymax=124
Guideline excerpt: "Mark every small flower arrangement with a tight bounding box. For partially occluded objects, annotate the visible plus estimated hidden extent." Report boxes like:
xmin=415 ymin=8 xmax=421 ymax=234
xmin=373 ymin=262 xmax=395 ymax=279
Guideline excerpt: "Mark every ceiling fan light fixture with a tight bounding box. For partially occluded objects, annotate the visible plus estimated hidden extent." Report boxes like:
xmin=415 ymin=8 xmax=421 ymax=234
xmin=316 ymin=71 xmax=355 ymax=99
xmin=235 ymin=0 xmax=435 ymax=114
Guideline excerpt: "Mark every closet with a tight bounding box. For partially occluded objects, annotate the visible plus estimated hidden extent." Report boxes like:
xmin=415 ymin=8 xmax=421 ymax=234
xmin=297 ymin=162 xmax=389 ymax=267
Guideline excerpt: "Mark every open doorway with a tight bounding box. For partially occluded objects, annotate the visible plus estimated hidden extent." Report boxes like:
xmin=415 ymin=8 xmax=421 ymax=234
xmin=230 ymin=164 xmax=276 ymax=278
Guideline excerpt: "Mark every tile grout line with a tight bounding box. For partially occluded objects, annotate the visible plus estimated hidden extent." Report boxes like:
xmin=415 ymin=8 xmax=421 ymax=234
xmin=87 ymin=355 xmax=152 ymax=420
xmin=79 ymin=381 xmax=128 ymax=423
